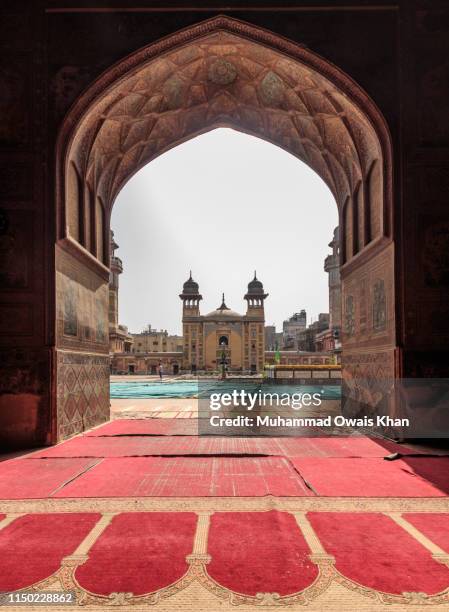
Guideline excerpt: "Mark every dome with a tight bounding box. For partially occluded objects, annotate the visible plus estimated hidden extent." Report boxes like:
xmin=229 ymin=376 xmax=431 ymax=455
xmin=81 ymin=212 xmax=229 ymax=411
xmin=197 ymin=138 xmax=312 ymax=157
xmin=204 ymin=308 xmax=243 ymax=319
xmin=204 ymin=294 xmax=242 ymax=319
xmin=247 ymin=271 xmax=264 ymax=294
xmin=182 ymin=272 xmax=199 ymax=295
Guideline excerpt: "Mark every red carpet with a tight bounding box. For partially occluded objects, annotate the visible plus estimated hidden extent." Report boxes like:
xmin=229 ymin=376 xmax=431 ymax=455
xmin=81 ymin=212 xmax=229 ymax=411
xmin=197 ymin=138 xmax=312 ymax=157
xmin=0 ymin=513 xmax=100 ymax=591
xmin=0 ymin=458 xmax=99 ymax=499
xmin=308 ymin=512 xmax=449 ymax=594
xmin=398 ymin=457 xmax=449 ymax=495
xmin=404 ymin=513 xmax=449 ymax=552
xmin=207 ymin=510 xmax=318 ymax=595
xmin=53 ymin=456 xmax=312 ymax=497
xmin=279 ymin=436 xmax=404 ymax=458
xmin=290 ymin=457 xmax=447 ymax=497
xmin=1 ymin=414 xmax=449 ymax=605
xmin=1 ymin=510 xmax=449 ymax=600
xmin=31 ymin=434 xmax=404 ymax=459
xmin=30 ymin=436 xmax=285 ymax=458
xmin=75 ymin=513 xmax=197 ymax=595
xmin=86 ymin=419 xmax=198 ymax=436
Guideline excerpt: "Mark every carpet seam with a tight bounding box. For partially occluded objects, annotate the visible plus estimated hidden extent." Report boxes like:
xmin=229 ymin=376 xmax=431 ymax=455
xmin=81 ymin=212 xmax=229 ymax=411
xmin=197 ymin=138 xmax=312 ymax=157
xmin=48 ymin=459 xmax=103 ymax=497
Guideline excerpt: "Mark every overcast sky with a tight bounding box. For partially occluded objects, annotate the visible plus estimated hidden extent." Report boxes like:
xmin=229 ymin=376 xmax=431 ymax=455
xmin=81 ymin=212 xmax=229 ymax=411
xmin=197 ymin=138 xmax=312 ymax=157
xmin=112 ymin=128 xmax=338 ymax=336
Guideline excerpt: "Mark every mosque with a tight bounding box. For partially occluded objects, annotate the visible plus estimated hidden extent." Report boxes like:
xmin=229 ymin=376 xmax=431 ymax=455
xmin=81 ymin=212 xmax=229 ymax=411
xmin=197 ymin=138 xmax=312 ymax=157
xmin=180 ymin=273 xmax=267 ymax=373
xmin=109 ymin=229 xmax=336 ymax=376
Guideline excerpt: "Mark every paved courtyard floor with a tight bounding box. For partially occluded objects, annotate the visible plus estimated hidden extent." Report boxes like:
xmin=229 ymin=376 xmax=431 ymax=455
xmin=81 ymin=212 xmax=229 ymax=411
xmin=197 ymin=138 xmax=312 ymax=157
xmin=111 ymin=397 xmax=199 ymax=419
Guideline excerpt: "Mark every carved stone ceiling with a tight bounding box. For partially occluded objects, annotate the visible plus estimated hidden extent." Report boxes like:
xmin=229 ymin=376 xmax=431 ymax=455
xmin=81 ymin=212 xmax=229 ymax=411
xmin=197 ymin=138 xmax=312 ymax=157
xmin=69 ymin=29 xmax=382 ymax=210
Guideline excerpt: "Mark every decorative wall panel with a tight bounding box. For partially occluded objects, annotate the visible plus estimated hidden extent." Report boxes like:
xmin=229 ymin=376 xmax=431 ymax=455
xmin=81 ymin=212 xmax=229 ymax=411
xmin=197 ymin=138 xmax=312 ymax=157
xmin=341 ymin=243 xmax=396 ymax=417
xmin=56 ymin=245 xmax=109 ymax=354
xmin=56 ymin=350 xmax=110 ymax=441
xmin=341 ymin=242 xmax=395 ymax=353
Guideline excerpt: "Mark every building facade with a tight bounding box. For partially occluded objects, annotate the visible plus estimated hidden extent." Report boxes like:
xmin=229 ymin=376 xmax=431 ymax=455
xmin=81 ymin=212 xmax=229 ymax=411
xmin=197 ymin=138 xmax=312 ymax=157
xmin=282 ymin=311 xmax=307 ymax=349
xmin=264 ymin=325 xmax=283 ymax=351
xmin=265 ymin=351 xmax=332 ymax=366
xmin=109 ymin=222 xmax=340 ymax=373
xmin=180 ymin=273 xmax=267 ymax=373
xmin=297 ymin=313 xmax=330 ymax=352
xmin=109 ymin=236 xmax=183 ymax=374
xmin=111 ymin=352 xmax=182 ymax=375
xmin=132 ymin=325 xmax=183 ymax=354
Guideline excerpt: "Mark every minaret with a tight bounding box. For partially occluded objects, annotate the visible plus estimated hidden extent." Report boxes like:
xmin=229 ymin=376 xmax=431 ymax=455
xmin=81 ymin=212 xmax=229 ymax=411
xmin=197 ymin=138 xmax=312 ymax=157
xmin=179 ymin=271 xmax=202 ymax=316
xmin=179 ymin=272 xmax=202 ymax=372
xmin=109 ymin=230 xmax=122 ymax=332
xmin=324 ymin=227 xmax=341 ymax=331
xmin=244 ymin=271 xmax=268 ymax=316
xmin=244 ymin=272 xmax=268 ymax=373
xmin=109 ymin=230 xmax=133 ymax=355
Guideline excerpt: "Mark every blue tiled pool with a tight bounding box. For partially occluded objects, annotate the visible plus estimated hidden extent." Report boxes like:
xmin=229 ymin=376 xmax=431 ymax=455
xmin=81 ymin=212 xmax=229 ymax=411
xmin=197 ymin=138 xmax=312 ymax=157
xmin=110 ymin=380 xmax=341 ymax=400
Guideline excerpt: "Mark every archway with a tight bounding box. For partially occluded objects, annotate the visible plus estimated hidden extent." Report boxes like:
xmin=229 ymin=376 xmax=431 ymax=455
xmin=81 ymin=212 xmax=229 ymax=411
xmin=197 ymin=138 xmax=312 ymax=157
xmin=55 ymin=15 xmax=395 ymax=442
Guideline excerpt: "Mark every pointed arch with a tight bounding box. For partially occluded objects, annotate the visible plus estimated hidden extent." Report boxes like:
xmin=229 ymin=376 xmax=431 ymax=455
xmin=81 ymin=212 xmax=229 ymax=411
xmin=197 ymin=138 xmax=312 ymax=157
xmin=56 ymin=15 xmax=392 ymax=263
xmin=54 ymin=15 xmax=396 ymax=441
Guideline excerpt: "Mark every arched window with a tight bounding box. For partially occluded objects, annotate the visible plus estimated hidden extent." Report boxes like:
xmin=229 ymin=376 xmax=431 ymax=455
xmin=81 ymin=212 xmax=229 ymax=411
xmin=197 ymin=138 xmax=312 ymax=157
xmin=354 ymin=181 xmax=364 ymax=254
xmin=343 ymin=197 xmax=352 ymax=263
xmin=96 ymin=197 xmax=105 ymax=263
xmin=67 ymin=162 xmax=81 ymax=242
xmin=84 ymin=184 xmax=93 ymax=252
xmin=367 ymin=160 xmax=383 ymax=240
xmin=218 ymin=336 xmax=229 ymax=346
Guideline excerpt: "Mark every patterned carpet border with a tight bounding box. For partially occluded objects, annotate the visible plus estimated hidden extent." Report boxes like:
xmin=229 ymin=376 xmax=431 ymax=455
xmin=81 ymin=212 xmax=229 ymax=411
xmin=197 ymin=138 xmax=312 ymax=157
xmin=9 ymin=546 xmax=449 ymax=608
xmin=1 ymin=496 xmax=449 ymax=514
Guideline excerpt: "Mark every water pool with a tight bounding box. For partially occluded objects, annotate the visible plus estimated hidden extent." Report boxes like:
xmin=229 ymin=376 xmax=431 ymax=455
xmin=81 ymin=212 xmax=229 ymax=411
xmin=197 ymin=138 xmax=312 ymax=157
xmin=110 ymin=381 xmax=200 ymax=399
xmin=110 ymin=380 xmax=341 ymax=400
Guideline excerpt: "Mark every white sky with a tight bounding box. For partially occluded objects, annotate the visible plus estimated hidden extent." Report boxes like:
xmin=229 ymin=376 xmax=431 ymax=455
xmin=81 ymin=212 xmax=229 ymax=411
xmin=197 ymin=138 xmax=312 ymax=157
xmin=112 ymin=128 xmax=338 ymax=336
